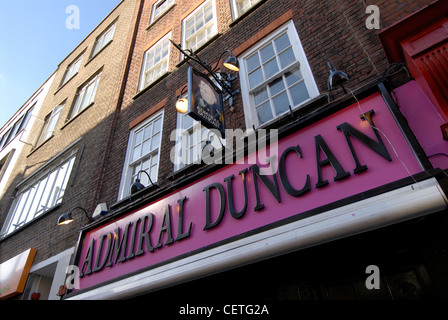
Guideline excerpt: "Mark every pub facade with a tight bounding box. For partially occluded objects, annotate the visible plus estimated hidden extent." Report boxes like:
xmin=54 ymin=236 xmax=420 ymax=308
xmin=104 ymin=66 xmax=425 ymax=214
xmin=1 ymin=0 xmax=448 ymax=301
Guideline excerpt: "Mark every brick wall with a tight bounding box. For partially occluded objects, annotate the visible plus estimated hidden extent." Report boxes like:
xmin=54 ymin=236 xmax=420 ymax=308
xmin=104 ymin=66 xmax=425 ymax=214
xmin=0 ymin=0 xmax=432 ymax=267
xmin=99 ymin=0 xmax=431 ymax=206
xmin=0 ymin=0 xmax=140 ymax=264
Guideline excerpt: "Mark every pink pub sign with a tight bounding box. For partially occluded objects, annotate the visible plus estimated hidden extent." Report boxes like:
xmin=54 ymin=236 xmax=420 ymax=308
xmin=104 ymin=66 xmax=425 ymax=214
xmin=73 ymin=91 xmax=423 ymax=292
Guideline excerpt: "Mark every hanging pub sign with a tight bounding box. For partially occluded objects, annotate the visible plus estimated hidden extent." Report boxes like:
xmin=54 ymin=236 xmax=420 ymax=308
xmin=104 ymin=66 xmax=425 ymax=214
xmin=187 ymin=67 xmax=226 ymax=137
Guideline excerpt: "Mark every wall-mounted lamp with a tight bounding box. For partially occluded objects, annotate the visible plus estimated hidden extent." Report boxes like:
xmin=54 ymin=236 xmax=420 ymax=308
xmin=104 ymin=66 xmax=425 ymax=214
xmin=176 ymin=86 xmax=189 ymax=114
xmin=170 ymin=40 xmax=240 ymax=109
xmin=221 ymin=50 xmax=240 ymax=72
xmin=57 ymin=206 xmax=94 ymax=226
xmin=328 ymin=61 xmax=350 ymax=94
xmin=130 ymin=170 xmax=159 ymax=195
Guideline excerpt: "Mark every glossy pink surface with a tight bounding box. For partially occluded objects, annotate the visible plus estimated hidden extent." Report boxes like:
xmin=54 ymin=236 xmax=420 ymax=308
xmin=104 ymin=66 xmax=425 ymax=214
xmin=76 ymin=92 xmax=423 ymax=291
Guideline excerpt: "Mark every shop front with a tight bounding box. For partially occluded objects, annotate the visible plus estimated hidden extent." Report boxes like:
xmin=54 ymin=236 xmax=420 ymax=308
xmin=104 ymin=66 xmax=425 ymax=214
xmin=65 ymin=81 xmax=448 ymax=300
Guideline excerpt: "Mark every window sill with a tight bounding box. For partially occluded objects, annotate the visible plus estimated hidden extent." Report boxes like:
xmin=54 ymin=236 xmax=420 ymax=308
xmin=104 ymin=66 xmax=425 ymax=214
xmin=229 ymin=0 xmax=268 ymax=28
xmin=55 ymin=73 xmax=79 ymax=95
xmin=85 ymin=40 xmax=113 ymax=67
xmin=27 ymin=135 xmax=54 ymax=157
xmin=168 ymin=162 xmax=204 ymax=181
xmin=147 ymin=4 xmax=176 ymax=29
xmin=252 ymin=94 xmax=327 ymax=131
xmin=175 ymin=33 xmax=222 ymax=68
xmin=0 ymin=203 xmax=62 ymax=243
xmin=61 ymin=102 xmax=95 ymax=130
xmin=111 ymin=182 xmax=160 ymax=211
xmin=133 ymin=72 xmax=171 ymax=100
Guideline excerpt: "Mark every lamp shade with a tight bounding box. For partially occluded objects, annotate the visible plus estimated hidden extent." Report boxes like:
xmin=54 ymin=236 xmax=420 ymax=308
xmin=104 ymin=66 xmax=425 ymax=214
xmin=130 ymin=178 xmax=146 ymax=194
xmin=223 ymin=55 xmax=239 ymax=72
xmin=327 ymin=62 xmax=350 ymax=91
xmin=56 ymin=206 xmax=93 ymax=226
xmin=176 ymin=97 xmax=189 ymax=113
xmin=57 ymin=212 xmax=74 ymax=226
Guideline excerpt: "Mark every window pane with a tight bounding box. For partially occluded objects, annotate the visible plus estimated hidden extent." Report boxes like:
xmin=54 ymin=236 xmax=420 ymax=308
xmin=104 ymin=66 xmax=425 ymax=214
xmin=151 ymin=133 xmax=160 ymax=150
xmin=246 ymin=54 xmax=260 ymax=73
xmin=285 ymin=68 xmax=303 ymax=86
xmin=132 ymin=146 xmax=141 ymax=162
xmin=149 ymin=162 xmax=158 ymax=182
xmin=135 ymin=130 xmax=144 ymax=146
xmin=9 ymin=193 xmax=27 ymax=231
xmin=29 ymin=180 xmax=46 ymax=218
xmin=153 ymin=118 xmax=162 ymax=133
xmin=254 ymin=87 xmax=268 ymax=106
xmin=274 ymin=33 xmax=291 ymax=52
xmin=18 ymin=187 xmax=36 ymax=226
xmin=142 ymin=140 xmax=151 ymax=156
xmin=256 ymin=102 xmax=273 ymax=124
xmin=183 ymin=114 xmax=194 ymax=130
xmin=272 ymin=91 xmax=289 ymax=115
xmin=263 ymin=58 xmax=279 ymax=79
xmin=289 ymin=81 xmax=310 ymax=106
xmin=186 ymin=18 xmax=195 ymax=31
xmin=44 ymin=170 xmax=58 ymax=208
xmin=260 ymin=44 xmax=275 ymax=63
xmin=269 ymin=77 xmax=285 ymax=96
xmin=278 ymin=48 xmax=296 ymax=69
xmin=249 ymin=68 xmax=263 ymax=88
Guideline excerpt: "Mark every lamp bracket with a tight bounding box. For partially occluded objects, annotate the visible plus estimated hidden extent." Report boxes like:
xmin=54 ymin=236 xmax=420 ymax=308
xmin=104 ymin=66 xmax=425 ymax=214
xmin=170 ymin=40 xmax=239 ymax=102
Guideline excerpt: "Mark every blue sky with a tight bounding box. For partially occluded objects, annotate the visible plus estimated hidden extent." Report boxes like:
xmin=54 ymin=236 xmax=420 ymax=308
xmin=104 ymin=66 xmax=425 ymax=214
xmin=0 ymin=0 xmax=122 ymax=128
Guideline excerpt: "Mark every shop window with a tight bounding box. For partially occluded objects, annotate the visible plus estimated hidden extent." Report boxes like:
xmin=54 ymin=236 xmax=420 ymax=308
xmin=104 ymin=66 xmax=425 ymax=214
xmin=238 ymin=20 xmax=319 ymax=129
xmin=91 ymin=21 xmax=116 ymax=58
xmin=21 ymin=248 xmax=74 ymax=300
xmin=36 ymin=106 xmax=63 ymax=146
xmin=118 ymin=111 xmax=164 ymax=199
xmin=150 ymin=0 xmax=175 ymax=24
xmin=60 ymin=54 xmax=83 ymax=87
xmin=139 ymin=33 xmax=171 ymax=91
xmin=69 ymin=72 xmax=101 ymax=119
xmin=181 ymin=0 xmax=217 ymax=54
xmin=0 ymin=154 xmax=76 ymax=238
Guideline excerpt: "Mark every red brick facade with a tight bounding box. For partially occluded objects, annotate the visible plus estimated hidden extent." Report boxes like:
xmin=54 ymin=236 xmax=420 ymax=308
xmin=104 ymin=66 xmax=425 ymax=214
xmin=0 ymin=0 xmax=443 ymax=300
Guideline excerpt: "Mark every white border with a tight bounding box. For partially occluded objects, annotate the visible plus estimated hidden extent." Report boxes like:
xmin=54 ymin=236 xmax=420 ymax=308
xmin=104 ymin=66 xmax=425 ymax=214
xmin=117 ymin=110 xmax=164 ymax=200
xmin=238 ymin=20 xmax=319 ymax=129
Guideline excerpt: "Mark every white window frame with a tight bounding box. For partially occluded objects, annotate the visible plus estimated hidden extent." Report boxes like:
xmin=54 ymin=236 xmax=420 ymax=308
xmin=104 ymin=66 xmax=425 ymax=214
xmin=181 ymin=0 xmax=217 ymax=55
xmin=70 ymin=72 xmax=101 ymax=119
xmin=91 ymin=22 xmax=116 ymax=57
xmin=230 ymin=0 xmax=262 ymax=20
xmin=36 ymin=106 xmax=63 ymax=146
xmin=239 ymin=20 xmax=319 ymax=129
xmin=139 ymin=32 xmax=171 ymax=91
xmin=118 ymin=110 xmax=164 ymax=200
xmin=174 ymin=113 xmax=214 ymax=172
xmin=61 ymin=54 xmax=83 ymax=86
xmin=150 ymin=0 xmax=175 ymax=24
xmin=0 ymin=153 xmax=77 ymax=238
